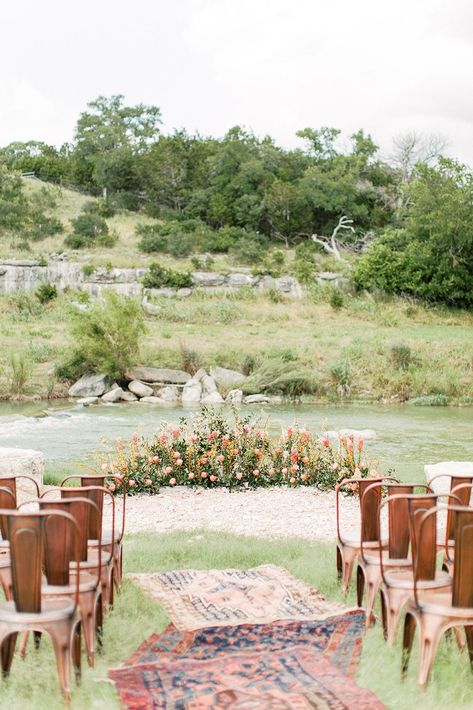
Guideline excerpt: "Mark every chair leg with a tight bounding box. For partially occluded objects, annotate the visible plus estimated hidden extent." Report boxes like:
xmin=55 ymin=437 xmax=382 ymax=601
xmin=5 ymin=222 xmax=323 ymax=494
xmin=95 ymin=594 xmax=104 ymax=654
xmin=356 ymin=565 xmax=365 ymax=607
xmin=80 ymin=591 xmax=97 ymax=668
xmin=49 ymin=621 xmax=74 ymax=703
xmin=72 ymin=623 xmax=81 ymax=685
xmin=338 ymin=544 xmax=358 ymax=593
xmin=336 ymin=546 xmax=342 ymax=582
xmin=1 ymin=632 xmax=17 ymax=677
xmin=383 ymin=586 xmax=411 ymax=646
xmin=402 ymin=612 xmax=417 ymax=678
xmin=464 ymin=626 xmax=473 ymax=668
xmin=417 ymin=615 xmax=445 ymax=688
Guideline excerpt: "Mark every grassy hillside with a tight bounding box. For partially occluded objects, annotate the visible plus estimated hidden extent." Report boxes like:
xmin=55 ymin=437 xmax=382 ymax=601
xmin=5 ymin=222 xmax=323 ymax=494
xmin=0 ymin=179 xmax=471 ymax=404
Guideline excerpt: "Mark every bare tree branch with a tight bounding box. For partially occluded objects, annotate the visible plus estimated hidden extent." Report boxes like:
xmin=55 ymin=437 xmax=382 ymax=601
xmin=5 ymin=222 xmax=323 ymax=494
xmin=311 ymin=216 xmax=354 ymax=262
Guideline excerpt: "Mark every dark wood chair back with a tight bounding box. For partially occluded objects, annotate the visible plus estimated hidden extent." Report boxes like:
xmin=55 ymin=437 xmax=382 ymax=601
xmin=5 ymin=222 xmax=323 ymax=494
xmin=2 ymin=509 xmax=80 ymax=613
xmin=386 ymin=484 xmax=431 ymax=559
xmin=452 ymin=507 xmax=473 ymax=608
xmin=0 ymin=486 xmax=17 ymax=539
xmin=335 ymin=476 xmax=399 ymax=545
xmin=408 ymin=494 xmax=440 ymax=582
xmin=61 ymin=474 xmax=124 ymax=542
xmin=39 ymin=496 xmax=101 ymax=585
xmin=0 ymin=475 xmax=40 ymax=538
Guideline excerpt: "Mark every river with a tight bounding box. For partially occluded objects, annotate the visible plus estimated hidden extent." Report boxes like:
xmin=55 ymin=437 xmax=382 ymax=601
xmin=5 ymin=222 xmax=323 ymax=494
xmin=1 ymin=401 xmax=472 ymax=482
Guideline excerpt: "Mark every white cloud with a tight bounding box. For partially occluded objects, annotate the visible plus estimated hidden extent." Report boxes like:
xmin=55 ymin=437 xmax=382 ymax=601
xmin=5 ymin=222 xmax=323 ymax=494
xmin=0 ymin=0 xmax=471 ymax=163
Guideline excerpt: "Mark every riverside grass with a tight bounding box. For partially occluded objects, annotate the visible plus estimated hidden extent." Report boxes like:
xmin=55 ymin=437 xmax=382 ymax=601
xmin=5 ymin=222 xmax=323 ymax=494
xmin=0 ymin=286 xmax=472 ymax=403
xmin=0 ymin=531 xmax=471 ymax=710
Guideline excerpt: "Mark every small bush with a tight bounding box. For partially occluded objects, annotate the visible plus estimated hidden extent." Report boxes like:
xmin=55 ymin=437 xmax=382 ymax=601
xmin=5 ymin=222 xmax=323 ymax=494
xmin=242 ymin=359 xmax=317 ymax=398
xmin=265 ymin=287 xmax=285 ymax=303
xmin=29 ymin=213 xmax=63 ymax=241
xmin=229 ymin=237 xmax=266 ymax=265
xmin=65 ymin=212 xmax=115 ymax=249
xmin=83 ymin=199 xmax=116 ymax=218
xmin=67 ymin=291 xmax=146 ymax=380
xmin=81 ymin=264 xmax=95 ymax=277
xmin=143 ymin=263 xmax=193 ymax=289
xmin=293 ymin=259 xmax=315 ymax=284
xmin=180 ymin=345 xmax=202 ymax=375
xmin=391 ymin=344 xmax=412 ymax=371
xmin=8 ymin=352 xmax=31 ymax=395
xmin=330 ymin=359 xmax=352 ymax=397
xmin=8 ymin=292 xmax=41 ymax=319
xmin=241 ymin=353 xmax=259 ymax=376
xmin=35 ymin=283 xmax=58 ymax=304
xmin=409 ymin=393 xmax=450 ymax=406
xmin=191 ymin=254 xmax=214 ymax=271
xmin=329 ymin=289 xmax=345 ymax=310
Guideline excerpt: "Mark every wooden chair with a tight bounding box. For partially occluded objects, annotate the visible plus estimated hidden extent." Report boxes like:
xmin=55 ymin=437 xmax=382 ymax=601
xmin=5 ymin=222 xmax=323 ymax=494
xmin=443 ymin=481 xmax=473 ymax=574
xmin=356 ymin=482 xmax=431 ymax=628
xmin=336 ymin=476 xmax=398 ymax=592
xmin=61 ymin=474 xmax=125 ymax=588
xmin=0 ymin=509 xmax=81 ymax=702
xmin=42 ymin=486 xmax=116 ymax=611
xmin=427 ymin=472 xmax=473 ymax=552
xmin=34 ymin=496 xmax=104 ymax=667
xmin=402 ymin=504 xmax=473 ymax=687
xmin=379 ymin=492 xmax=454 ymax=645
xmin=0 ymin=487 xmax=18 ymax=600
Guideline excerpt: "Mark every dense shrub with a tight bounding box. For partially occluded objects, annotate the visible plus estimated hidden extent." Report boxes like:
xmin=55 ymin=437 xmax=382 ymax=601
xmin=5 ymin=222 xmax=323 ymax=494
xmin=97 ymin=410 xmax=378 ymax=494
xmin=143 ymin=263 xmax=192 ymax=289
xmin=390 ymin=344 xmax=412 ymax=371
xmin=66 ymin=290 xmax=145 ymax=380
xmin=65 ymin=212 xmax=116 ymax=249
xmin=28 ymin=213 xmax=63 ymax=241
xmin=242 ymin=359 xmax=317 ymax=398
xmin=35 ymin=283 xmax=58 ymax=304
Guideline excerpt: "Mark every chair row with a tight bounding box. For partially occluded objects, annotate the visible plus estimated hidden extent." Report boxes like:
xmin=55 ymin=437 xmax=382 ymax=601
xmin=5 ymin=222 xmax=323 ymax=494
xmin=336 ymin=472 xmax=473 ymax=687
xmin=0 ymin=472 xmax=126 ymax=703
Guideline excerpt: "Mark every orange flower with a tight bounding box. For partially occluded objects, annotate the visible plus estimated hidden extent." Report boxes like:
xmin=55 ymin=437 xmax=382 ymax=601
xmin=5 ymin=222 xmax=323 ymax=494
xmin=358 ymin=438 xmax=364 ymax=452
xmin=145 ymin=478 xmax=152 ymax=486
xmin=301 ymin=474 xmax=308 ymax=482
xmin=172 ymin=428 xmax=180 ymax=439
xmin=291 ymin=464 xmax=299 ymax=473
xmin=302 ymin=456 xmax=309 ymax=464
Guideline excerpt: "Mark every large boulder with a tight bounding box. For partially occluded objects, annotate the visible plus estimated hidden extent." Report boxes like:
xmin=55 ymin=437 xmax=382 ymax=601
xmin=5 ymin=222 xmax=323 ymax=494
xmin=0 ymin=447 xmax=44 ymax=490
xmin=182 ymin=379 xmax=202 ymax=403
xmin=69 ymin=373 xmax=111 ymax=398
xmin=128 ymin=380 xmax=154 ymax=398
xmin=425 ymin=461 xmax=473 ymax=495
xmin=210 ymin=366 xmax=246 ymax=389
xmin=244 ymin=394 xmax=270 ymax=404
xmin=201 ymin=391 xmax=224 ymax=404
xmin=120 ymin=390 xmax=138 ymax=402
xmin=191 ymin=272 xmax=226 ymax=287
xmin=127 ymin=367 xmax=191 ymax=384
xmin=226 ymin=389 xmax=243 ymax=404
xmin=102 ymin=387 xmax=124 ymax=403
xmin=140 ymin=396 xmax=167 ymax=404
xmin=202 ymin=375 xmax=218 ymax=396
xmin=156 ymin=386 xmax=180 ymax=402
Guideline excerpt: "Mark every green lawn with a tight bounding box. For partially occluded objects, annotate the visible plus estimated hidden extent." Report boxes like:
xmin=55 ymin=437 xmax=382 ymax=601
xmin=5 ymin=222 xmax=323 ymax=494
xmin=0 ymin=531 xmax=472 ymax=709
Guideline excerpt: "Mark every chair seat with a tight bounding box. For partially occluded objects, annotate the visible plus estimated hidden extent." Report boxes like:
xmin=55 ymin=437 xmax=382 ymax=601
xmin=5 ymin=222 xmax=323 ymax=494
xmin=362 ymin=550 xmax=412 ymax=568
xmin=384 ymin=568 xmax=451 ymax=591
xmin=413 ymin=590 xmax=473 ymax=619
xmin=70 ymin=550 xmax=112 ymax=572
xmin=340 ymin=536 xmax=388 ymax=549
xmin=0 ymin=597 xmax=75 ymax=624
xmin=43 ymin=572 xmax=98 ymax=596
xmin=88 ymin=528 xmax=121 ymax=547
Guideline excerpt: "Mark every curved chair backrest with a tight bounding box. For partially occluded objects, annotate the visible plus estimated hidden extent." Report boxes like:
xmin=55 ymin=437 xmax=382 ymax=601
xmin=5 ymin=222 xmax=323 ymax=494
xmin=336 ymin=476 xmax=398 ymax=544
xmin=428 ymin=472 xmax=473 ymax=541
xmin=60 ymin=474 xmax=125 ymax=543
xmin=1 ymin=508 xmax=80 ymax=613
xmin=0 ymin=487 xmax=18 ymax=540
xmin=36 ymin=496 xmax=102 ymax=586
xmin=416 ymin=504 xmax=473 ymax=608
xmin=0 ymin=476 xmax=40 ymax=540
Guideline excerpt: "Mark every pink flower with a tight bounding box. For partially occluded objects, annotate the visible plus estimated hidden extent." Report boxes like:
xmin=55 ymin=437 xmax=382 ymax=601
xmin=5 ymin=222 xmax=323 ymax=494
xmin=287 ymin=427 xmax=294 ymax=438
xmin=232 ymin=449 xmax=239 ymax=456
xmin=170 ymin=477 xmax=176 ymax=486
xmin=243 ymin=424 xmax=249 ymax=433
xmin=347 ymin=442 xmax=354 ymax=453
xmin=283 ymin=451 xmax=289 ymax=460
xmin=358 ymin=438 xmax=364 ymax=452
xmin=190 ymin=434 xmax=198 ymax=444
xmin=222 ymin=436 xmax=230 ymax=446
xmin=128 ymin=479 xmax=135 ymax=488
xmin=108 ymin=483 xmax=116 ymax=492
xmin=322 ymin=438 xmax=330 ymax=447
xmin=236 ymin=471 xmax=243 ymax=480
xmin=176 ymin=458 xmax=183 ymax=466
xmin=268 ymin=468 xmax=275 ymax=476
xmin=159 ymin=435 xmax=167 ymax=444
xmin=117 ymin=440 xmax=125 ymax=451
xmin=217 ymin=454 xmax=225 ymax=463
xmin=282 ymin=467 xmax=288 ymax=475
xmin=172 ymin=428 xmax=180 ymax=439
xmin=275 ymin=447 xmax=282 ymax=455
xmin=291 ymin=464 xmax=299 ymax=473
xmin=188 ymin=472 xmax=195 ymax=480
xmin=253 ymin=469 xmax=259 ymax=477
xmin=173 ymin=451 xmax=181 ymax=459
xmin=201 ymin=471 xmax=208 ymax=479
xmin=301 ymin=474 xmax=308 ymax=482
xmin=370 ymin=469 xmax=380 ymax=478
xmin=302 ymin=456 xmax=309 ymax=464
xmin=290 ymin=477 xmax=296 ymax=484
xmin=331 ymin=462 xmax=339 ymax=471
xmin=164 ymin=466 xmax=173 ymax=474
xmin=209 ymin=474 xmax=217 ymax=482
xmin=145 ymin=478 xmax=152 ymax=487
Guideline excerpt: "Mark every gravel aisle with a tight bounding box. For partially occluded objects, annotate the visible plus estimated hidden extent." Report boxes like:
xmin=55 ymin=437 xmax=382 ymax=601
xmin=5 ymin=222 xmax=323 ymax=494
xmin=105 ymin=487 xmax=361 ymax=541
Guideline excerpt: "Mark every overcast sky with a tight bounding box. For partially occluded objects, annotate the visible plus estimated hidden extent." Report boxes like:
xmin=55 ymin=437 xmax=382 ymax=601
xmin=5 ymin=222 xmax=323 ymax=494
xmin=1 ymin=0 xmax=472 ymax=163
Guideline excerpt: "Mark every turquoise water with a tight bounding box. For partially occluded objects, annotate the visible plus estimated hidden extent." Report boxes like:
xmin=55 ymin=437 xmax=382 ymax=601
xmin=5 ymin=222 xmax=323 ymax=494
xmin=0 ymin=401 xmax=472 ymax=482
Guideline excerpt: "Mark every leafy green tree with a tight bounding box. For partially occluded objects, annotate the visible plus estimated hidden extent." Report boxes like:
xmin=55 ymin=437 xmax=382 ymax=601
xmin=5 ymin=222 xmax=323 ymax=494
xmin=68 ymin=290 xmax=146 ymax=379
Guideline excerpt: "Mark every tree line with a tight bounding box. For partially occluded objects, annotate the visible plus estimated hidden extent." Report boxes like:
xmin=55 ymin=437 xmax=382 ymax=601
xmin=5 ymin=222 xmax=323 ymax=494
xmin=1 ymin=95 xmax=473 ymax=306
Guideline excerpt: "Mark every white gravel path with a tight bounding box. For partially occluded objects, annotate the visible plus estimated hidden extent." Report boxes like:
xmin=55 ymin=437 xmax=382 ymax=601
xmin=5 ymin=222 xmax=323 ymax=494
xmin=104 ymin=487 xmax=361 ymax=541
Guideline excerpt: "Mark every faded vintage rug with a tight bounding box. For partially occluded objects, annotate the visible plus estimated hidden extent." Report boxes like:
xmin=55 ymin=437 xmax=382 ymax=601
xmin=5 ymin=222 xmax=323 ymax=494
xmin=124 ymin=611 xmax=366 ymax=678
xmin=110 ymin=646 xmax=386 ymax=709
xmin=128 ymin=564 xmax=348 ymax=630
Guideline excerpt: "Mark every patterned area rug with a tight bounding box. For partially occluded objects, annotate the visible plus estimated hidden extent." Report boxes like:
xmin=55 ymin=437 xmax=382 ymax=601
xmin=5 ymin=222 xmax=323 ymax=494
xmin=110 ymin=646 xmax=386 ymax=709
xmin=125 ymin=611 xmax=365 ymax=678
xmin=128 ymin=564 xmax=348 ymax=630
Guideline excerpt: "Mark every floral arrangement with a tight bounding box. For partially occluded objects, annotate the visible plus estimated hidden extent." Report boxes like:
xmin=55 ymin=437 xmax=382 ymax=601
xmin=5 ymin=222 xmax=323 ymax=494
xmin=97 ymin=409 xmax=379 ymax=495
